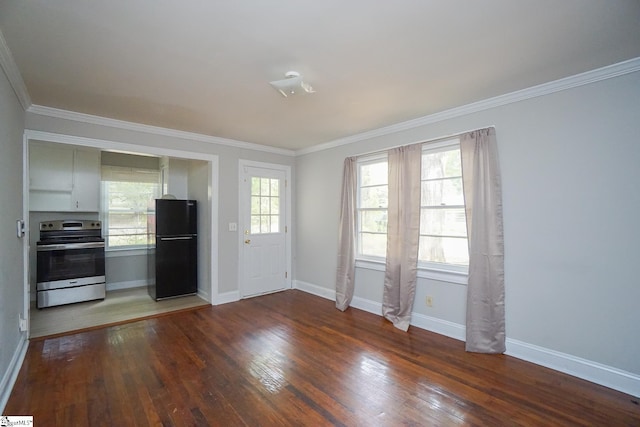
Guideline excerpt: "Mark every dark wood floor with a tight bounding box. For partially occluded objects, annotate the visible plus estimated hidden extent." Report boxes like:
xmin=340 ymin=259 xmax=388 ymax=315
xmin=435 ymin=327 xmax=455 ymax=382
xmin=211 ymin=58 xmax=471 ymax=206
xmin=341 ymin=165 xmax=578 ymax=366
xmin=6 ymin=290 xmax=640 ymax=426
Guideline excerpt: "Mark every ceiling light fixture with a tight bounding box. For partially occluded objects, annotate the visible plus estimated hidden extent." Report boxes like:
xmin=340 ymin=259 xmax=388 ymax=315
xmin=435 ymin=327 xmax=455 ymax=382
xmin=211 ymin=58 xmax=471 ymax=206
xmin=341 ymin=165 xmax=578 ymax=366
xmin=269 ymin=71 xmax=315 ymax=97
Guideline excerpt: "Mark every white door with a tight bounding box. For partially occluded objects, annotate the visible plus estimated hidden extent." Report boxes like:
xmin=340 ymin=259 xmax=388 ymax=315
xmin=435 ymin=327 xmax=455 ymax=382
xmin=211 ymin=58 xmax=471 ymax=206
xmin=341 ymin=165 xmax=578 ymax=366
xmin=240 ymin=164 xmax=288 ymax=298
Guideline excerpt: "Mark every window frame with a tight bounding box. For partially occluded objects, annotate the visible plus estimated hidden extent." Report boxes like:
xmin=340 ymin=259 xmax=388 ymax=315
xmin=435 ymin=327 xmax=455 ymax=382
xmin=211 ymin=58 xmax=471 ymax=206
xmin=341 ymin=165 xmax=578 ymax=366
xmin=355 ymin=138 xmax=469 ymax=285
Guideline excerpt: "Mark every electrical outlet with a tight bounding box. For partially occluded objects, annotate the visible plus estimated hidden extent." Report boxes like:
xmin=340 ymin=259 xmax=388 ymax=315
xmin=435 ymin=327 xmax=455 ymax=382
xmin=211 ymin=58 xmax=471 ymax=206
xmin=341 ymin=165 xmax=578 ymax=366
xmin=426 ymin=296 xmax=433 ymax=307
xmin=19 ymin=315 xmax=27 ymax=332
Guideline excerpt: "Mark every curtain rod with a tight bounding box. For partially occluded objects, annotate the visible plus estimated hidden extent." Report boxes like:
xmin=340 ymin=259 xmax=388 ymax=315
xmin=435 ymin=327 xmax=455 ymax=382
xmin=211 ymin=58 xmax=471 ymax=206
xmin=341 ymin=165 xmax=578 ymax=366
xmin=355 ymin=125 xmax=495 ymax=159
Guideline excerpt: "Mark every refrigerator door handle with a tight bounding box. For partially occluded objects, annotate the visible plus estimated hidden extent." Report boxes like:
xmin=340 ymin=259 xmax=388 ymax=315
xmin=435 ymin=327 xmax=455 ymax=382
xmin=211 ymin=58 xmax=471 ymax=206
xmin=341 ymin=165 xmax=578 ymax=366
xmin=159 ymin=236 xmax=194 ymax=241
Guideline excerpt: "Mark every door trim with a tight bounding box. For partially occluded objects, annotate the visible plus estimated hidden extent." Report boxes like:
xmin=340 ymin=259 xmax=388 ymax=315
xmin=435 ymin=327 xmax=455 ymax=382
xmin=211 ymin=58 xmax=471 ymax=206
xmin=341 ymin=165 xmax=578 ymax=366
xmin=238 ymin=160 xmax=292 ymax=298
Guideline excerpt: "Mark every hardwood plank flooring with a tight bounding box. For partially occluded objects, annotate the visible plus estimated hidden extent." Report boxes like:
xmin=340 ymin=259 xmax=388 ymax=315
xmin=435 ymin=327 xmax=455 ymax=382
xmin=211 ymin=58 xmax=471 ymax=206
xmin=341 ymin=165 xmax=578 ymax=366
xmin=7 ymin=290 xmax=640 ymax=425
xmin=30 ymin=287 xmax=209 ymax=339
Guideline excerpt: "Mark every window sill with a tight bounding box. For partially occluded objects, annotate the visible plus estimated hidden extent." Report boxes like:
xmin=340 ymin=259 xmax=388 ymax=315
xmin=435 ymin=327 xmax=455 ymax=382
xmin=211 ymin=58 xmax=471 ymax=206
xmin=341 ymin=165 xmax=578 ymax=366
xmin=355 ymin=259 xmax=468 ymax=285
xmin=105 ymin=247 xmax=150 ymax=258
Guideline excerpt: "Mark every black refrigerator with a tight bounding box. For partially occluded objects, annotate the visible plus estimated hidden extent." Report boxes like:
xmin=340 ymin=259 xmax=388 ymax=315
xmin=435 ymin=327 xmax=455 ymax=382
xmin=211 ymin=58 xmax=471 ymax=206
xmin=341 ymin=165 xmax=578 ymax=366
xmin=148 ymin=199 xmax=198 ymax=300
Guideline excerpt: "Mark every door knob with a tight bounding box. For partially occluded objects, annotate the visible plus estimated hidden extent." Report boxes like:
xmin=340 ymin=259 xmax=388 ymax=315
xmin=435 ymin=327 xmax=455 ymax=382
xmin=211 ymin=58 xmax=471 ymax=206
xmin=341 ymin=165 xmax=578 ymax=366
xmin=244 ymin=239 xmax=251 ymax=244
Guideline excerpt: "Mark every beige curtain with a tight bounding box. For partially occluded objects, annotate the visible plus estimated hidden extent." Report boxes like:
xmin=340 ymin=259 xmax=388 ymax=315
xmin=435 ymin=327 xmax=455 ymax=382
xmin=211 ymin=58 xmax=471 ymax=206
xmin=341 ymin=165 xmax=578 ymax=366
xmin=460 ymin=128 xmax=505 ymax=353
xmin=336 ymin=156 xmax=357 ymax=311
xmin=382 ymin=144 xmax=422 ymax=331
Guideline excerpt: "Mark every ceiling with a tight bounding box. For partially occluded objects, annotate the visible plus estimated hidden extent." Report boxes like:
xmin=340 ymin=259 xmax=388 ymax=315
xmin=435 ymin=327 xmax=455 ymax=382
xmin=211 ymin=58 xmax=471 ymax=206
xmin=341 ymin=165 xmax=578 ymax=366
xmin=1 ymin=1 xmax=639 ymax=151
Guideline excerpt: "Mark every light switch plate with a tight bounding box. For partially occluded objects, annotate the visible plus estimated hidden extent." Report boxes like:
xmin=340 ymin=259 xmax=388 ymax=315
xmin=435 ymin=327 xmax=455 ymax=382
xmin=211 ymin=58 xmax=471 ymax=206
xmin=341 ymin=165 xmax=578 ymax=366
xmin=228 ymin=222 xmax=237 ymax=232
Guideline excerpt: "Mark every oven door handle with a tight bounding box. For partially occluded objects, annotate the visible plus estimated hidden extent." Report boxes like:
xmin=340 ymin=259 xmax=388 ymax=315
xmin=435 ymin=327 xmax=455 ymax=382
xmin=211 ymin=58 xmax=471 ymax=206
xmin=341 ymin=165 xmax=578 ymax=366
xmin=37 ymin=241 xmax=106 ymax=251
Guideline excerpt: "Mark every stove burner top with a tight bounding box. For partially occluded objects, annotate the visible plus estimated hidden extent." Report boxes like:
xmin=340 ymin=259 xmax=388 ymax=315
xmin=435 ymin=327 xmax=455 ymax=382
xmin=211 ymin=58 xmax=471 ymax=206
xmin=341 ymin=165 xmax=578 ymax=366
xmin=38 ymin=219 xmax=103 ymax=245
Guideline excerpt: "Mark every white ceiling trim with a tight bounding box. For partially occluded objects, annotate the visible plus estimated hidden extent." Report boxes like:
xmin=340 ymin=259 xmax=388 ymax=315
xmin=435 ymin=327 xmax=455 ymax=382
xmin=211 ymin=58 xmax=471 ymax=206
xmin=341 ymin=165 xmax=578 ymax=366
xmin=296 ymin=57 xmax=640 ymax=156
xmin=18 ymin=56 xmax=640 ymax=158
xmin=27 ymin=105 xmax=296 ymax=157
xmin=0 ymin=28 xmax=31 ymax=110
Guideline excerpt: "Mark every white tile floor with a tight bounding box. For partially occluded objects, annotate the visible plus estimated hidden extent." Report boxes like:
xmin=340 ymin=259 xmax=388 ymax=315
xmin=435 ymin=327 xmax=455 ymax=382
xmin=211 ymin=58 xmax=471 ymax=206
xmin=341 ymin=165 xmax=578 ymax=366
xmin=30 ymin=287 xmax=209 ymax=338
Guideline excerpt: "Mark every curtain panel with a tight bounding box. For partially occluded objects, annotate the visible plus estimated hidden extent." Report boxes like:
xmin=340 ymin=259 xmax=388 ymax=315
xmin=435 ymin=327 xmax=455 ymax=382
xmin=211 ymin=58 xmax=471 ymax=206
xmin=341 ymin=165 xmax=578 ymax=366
xmin=335 ymin=156 xmax=357 ymax=311
xmin=460 ymin=128 xmax=506 ymax=353
xmin=382 ymin=144 xmax=422 ymax=331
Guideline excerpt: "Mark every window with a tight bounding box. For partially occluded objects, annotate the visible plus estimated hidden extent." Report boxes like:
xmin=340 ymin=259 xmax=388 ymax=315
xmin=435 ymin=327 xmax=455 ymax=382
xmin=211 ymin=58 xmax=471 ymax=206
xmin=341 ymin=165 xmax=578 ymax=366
xmin=356 ymin=139 xmax=468 ymax=271
xmin=419 ymin=145 xmax=468 ymax=268
xmin=251 ymin=177 xmax=280 ymax=234
xmin=101 ymin=166 xmax=160 ymax=249
xmin=357 ymin=156 xmax=388 ymax=258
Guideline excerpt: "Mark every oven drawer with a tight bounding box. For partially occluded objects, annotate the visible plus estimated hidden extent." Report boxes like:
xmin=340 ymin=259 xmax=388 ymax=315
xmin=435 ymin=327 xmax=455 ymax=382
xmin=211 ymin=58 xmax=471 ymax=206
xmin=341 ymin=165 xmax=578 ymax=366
xmin=37 ymin=275 xmax=106 ymax=291
xmin=37 ymin=282 xmax=106 ymax=309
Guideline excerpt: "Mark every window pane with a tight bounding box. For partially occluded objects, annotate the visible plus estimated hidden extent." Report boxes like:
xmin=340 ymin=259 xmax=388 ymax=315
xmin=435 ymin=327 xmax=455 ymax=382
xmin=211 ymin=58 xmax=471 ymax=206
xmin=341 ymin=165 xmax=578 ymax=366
xmin=420 ymin=208 xmax=467 ymax=237
xmin=421 ymin=178 xmax=464 ymax=206
xmin=261 ymin=215 xmax=270 ymax=233
xmin=251 ymin=177 xmax=261 ymax=195
xmin=359 ymin=233 xmax=387 ymax=258
xmin=422 ymin=149 xmax=462 ymax=179
xmin=271 ymin=179 xmax=279 ymax=197
xmin=360 ymin=210 xmax=387 ymax=233
xmin=251 ymin=196 xmax=261 ymax=214
xmin=360 ymin=185 xmax=388 ymax=208
xmin=270 ymin=215 xmax=279 ymax=233
xmin=270 ymin=197 xmax=279 ymax=215
xmin=261 ymin=196 xmax=270 ymax=215
xmin=251 ymin=215 xmax=261 ymax=234
xmin=419 ymin=236 xmax=468 ymax=265
xmin=261 ymin=178 xmax=270 ymax=196
xmin=360 ymin=162 xmax=387 ymax=186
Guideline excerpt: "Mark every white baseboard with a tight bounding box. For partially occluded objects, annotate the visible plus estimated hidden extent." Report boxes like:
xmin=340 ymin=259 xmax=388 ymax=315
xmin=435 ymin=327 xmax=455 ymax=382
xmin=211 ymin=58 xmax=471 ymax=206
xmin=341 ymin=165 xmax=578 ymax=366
xmin=292 ymin=280 xmax=640 ymax=398
xmin=0 ymin=334 xmax=28 ymax=414
xmin=411 ymin=312 xmax=467 ymax=342
xmin=505 ymin=338 xmax=640 ymax=398
xmin=294 ymin=280 xmax=336 ymax=300
xmin=196 ymin=290 xmax=211 ymax=303
xmin=212 ymin=290 xmax=240 ymax=305
xmin=106 ymin=279 xmax=148 ymax=292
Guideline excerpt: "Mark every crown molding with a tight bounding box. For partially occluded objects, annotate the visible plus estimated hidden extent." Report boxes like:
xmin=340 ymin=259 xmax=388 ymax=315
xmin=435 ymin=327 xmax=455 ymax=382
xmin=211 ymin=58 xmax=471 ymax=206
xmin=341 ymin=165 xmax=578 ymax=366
xmin=296 ymin=57 xmax=640 ymax=156
xmin=27 ymin=104 xmax=296 ymax=157
xmin=0 ymin=29 xmax=31 ymax=110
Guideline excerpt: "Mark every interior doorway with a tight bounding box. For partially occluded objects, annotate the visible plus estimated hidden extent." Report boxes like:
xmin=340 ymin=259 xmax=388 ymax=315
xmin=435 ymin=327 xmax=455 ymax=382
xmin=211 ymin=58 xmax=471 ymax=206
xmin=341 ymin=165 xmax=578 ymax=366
xmin=22 ymin=130 xmax=219 ymax=337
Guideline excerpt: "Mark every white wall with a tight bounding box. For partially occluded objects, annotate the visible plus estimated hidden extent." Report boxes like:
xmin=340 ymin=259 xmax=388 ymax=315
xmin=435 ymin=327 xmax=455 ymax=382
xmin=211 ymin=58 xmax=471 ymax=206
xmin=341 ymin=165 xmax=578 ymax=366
xmin=166 ymin=157 xmax=189 ymax=198
xmin=295 ymin=70 xmax=640 ymax=388
xmin=0 ymin=65 xmax=27 ymax=411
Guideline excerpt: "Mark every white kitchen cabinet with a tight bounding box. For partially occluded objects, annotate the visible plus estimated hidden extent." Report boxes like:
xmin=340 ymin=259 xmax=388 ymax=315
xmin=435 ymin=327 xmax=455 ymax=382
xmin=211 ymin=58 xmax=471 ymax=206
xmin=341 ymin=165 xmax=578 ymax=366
xmin=29 ymin=142 xmax=100 ymax=212
xmin=72 ymin=149 xmax=100 ymax=211
xmin=29 ymin=143 xmax=74 ymax=192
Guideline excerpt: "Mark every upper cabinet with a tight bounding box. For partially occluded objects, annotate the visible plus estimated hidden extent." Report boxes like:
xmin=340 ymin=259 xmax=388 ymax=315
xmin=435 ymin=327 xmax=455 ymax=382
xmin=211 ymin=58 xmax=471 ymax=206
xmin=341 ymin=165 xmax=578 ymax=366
xmin=29 ymin=142 xmax=100 ymax=212
xmin=72 ymin=149 xmax=100 ymax=211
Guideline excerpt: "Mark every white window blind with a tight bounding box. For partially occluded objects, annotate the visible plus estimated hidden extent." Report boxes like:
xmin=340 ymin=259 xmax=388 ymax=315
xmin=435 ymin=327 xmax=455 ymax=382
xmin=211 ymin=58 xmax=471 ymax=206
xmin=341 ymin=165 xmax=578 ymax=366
xmin=101 ymin=165 xmax=160 ymax=249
